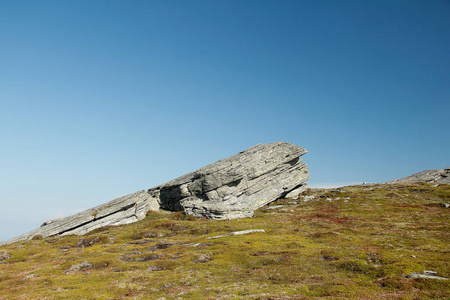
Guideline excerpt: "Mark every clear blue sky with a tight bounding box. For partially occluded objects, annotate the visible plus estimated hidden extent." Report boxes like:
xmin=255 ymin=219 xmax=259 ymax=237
xmin=1 ymin=0 xmax=449 ymax=242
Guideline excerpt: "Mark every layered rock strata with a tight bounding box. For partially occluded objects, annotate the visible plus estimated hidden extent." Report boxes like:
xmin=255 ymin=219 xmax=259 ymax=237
xmin=1 ymin=142 xmax=308 ymax=245
xmin=148 ymin=142 xmax=309 ymax=219
xmin=2 ymin=190 xmax=156 ymax=245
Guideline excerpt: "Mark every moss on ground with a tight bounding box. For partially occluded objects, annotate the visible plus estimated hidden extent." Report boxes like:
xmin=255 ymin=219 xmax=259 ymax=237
xmin=0 ymin=183 xmax=449 ymax=299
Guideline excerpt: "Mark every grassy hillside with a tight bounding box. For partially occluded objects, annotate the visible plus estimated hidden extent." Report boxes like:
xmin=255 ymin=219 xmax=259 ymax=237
xmin=0 ymin=183 xmax=449 ymax=299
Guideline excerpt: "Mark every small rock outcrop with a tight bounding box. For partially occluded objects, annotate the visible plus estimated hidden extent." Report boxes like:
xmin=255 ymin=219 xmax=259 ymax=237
xmin=64 ymin=261 xmax=92 ymax=274
xmin=207 ymin=229 xmax=266 ymax=240
xmin=387 ymin=167 xmax=450 ymax=185
xmin=1 ymin=142 xmax=308 ymax=245
xmin=403 ymin=270 xmax=449 ymax=280
xmin=0 ymin=250 xmax=10 ymax=260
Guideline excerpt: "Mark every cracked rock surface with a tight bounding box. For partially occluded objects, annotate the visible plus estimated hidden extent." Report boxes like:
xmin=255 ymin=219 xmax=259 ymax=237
xmin=2 ymin=190 xmax=155 ymax=245
xmin=148 ymin=142 xmax=309 ymax=219
xmin=1 ymin=142 xmax=308 ymax=245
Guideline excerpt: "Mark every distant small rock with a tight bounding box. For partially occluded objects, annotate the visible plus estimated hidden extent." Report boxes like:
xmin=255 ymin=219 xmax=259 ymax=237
xmin=23 ymin=273 xmax=35 ymax=279
xmin=144 ymin=232 xmax=163 ymax=239
xmin=207 ymin=229 xmax=266 ymax=239
xmin=148 ymin=243 xmax=174 ymax=251
xmin=147 ymin=265 xmax=164 ymax=272
xmin=64 ymin=261 xmax=92 ymax=274
xmin=193 ymin=253 xmax=211 ymax=263
xmin=266 ymin=205 xmax=285 ymax=210
xmin=0 ymin=250 xmax=10 ymax=260
xmin=119 ymin=254 xmax=160 ymax=262
xmin=284 ymin=184 xmax=308 ymax=200
xmin=76 ymin=237 xmax=105 ymax=248
xmin=321 ymin=256 xmax=339 ymax=261
xmin=184 ymin=242 xmax=211 ymax=248
xmin=302 ymin=195 xmax=315 ymax=202
xmin=403 ymin=270 xmax=449 ymax=280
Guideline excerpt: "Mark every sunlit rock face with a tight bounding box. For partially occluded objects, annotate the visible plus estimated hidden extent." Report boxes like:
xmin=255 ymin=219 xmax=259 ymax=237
xmin=148 ymin=142 xmax=309 ymax=219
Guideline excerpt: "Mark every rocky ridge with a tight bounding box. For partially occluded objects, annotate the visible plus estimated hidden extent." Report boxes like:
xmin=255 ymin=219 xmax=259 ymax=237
xmin=387 ymin=167 xmax=450 ymax=185
xmin=1 ymin=142 xmax=308 ymax=245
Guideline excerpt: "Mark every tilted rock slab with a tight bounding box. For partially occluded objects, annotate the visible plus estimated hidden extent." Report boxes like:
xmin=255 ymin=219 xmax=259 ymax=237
xmin=1 ymin=190 xmax=156 ymax=245
xmin=1 ymin=142 xmax=308 ymax=245
xmin=148 ymin=142 xmax=308 ymax=219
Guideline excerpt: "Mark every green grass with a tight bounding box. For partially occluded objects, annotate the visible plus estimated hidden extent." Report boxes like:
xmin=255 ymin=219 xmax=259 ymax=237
xmin=0 ymin=183 xmax=449 ymax=299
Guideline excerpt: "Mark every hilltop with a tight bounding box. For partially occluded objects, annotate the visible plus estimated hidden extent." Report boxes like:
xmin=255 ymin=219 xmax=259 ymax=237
xmin=1 ymin=182 xmax=448 ymax=299
xmin=387 ymin=167 xmax=450 ymax=185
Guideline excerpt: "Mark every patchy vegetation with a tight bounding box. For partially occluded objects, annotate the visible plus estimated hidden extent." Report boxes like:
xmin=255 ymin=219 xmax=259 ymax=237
xmin=0 ymin=183 xmax=449 ymax=299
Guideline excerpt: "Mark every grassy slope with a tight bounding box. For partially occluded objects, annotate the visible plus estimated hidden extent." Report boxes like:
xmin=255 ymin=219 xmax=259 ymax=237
xmin=0 ymin=183 xmax=449 ymax=299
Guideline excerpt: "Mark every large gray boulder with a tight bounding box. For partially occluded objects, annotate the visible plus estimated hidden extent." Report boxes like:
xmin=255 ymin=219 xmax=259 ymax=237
xmin=148 ymin=142 xmax=309 ymax=219
xmin=1 ymin=142 xmax=308 ymax=245
xmin=387 ymin=167 xmax=450 ymax=185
